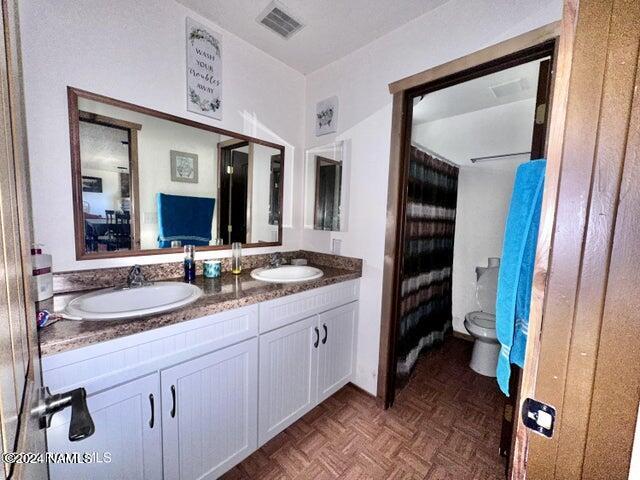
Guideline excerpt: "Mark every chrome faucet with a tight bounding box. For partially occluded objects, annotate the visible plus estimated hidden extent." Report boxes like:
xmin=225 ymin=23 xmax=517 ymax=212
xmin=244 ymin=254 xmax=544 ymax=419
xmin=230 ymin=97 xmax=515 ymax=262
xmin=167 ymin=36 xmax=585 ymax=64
xmin=268 ymin=253 xmax=284 ymax=269
xmin=126 ymin=264 xmax=149 ymax=288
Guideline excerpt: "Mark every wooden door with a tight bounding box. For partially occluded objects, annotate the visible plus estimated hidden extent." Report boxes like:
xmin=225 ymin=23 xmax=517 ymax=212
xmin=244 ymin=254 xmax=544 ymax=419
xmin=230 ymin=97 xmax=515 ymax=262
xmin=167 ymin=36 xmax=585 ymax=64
xmin=0 ymin=1 xmax=47 ymax=479
xmin=47 ymin=373 xmax=161 ymax=480
xmin=317 ymin=302 xmax=357 ymax=403
xmin=258 ymin=316 xmax=319 ymax=446
xmin=514 ymin=0 xmax=640 ymax=478
xmin=161 ymin=338 xmax=258 ymax=480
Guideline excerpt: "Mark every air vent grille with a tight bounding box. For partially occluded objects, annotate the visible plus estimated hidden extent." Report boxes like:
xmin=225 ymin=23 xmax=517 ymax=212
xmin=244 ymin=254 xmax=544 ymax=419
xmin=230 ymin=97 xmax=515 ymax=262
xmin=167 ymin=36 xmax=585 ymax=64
xmin=490 ymin=78 xmax=530 ymax=98
xmin=257 ymin=1 xmax=304 ymax=39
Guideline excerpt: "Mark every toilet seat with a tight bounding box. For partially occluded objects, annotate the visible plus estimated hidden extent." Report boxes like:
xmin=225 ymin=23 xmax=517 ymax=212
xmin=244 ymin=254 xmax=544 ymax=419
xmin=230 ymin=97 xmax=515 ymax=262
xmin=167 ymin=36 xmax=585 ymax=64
xmin=466 ymin=311 xmax=495 ymax=329
xmin=464 ymin=311 xmax=497 ymax=341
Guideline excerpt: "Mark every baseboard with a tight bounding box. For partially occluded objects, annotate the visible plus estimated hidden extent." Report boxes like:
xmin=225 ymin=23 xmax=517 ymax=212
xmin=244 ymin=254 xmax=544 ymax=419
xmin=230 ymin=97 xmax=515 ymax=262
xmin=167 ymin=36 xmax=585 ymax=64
xmin=453 ymin=330 xmax=474 ymax=342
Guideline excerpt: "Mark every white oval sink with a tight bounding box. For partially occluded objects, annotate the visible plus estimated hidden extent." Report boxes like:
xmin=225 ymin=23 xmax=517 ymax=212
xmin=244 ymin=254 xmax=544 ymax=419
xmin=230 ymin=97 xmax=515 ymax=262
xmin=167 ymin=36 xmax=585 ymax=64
xmin=63 ymin=282 xmax=203 ymax=321
xmin=251 ymin=265 xmax=323 ymax=283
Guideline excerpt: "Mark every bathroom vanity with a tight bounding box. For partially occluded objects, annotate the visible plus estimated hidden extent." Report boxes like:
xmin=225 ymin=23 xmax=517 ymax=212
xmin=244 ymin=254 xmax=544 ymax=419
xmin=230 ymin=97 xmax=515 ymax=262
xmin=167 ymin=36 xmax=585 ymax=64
xmin=39 ymin=260 xmax=360 ymax=480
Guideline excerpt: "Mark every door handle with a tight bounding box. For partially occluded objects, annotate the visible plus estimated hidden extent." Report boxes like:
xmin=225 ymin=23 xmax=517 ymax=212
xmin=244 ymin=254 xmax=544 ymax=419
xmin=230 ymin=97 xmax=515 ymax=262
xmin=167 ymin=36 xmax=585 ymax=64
xmin=313 ymin=327 xmax=319 ymax=348
xmin=170 ymin=385 xmax=176 ymax=418
xmin=149 ymin=393 xmax=155 ymax=428
xmin=322 ymin=324 xmax=328 ymax=344
xmin=34 ymin=387 xmax=95 ymax=442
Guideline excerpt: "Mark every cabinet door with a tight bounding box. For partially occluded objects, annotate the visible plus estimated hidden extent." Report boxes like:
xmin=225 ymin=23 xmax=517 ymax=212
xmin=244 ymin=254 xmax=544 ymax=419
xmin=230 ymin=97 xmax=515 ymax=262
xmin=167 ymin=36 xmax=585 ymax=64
xmin=258 ymin=315 xmax=319 ymax=445
xmin=317 ymin=301 xmax=358 ymax=403
xmin=47 ymin=373 xmax=161 ymax=480
xmin=161 ymin=338 xmax=258 ymax=480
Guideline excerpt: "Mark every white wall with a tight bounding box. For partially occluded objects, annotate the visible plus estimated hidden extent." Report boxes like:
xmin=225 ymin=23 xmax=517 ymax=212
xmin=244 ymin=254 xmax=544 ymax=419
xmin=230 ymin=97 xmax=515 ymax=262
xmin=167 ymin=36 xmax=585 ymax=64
xmin=451 ymin=161 xmax=521 ymax=332
xmin=20 ymin=0 xmax=305 ymax=271
xmin=303 ymin=0 xmax=562 ymax=394
xmin=81 ymin=168 xmax=122 ymax=215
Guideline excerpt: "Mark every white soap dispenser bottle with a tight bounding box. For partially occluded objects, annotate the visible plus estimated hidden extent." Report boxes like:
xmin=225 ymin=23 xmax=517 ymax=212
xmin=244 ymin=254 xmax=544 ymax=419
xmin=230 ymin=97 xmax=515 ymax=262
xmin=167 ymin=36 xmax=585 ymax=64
xmin=31 ymin=244 xmax=53 ymax=301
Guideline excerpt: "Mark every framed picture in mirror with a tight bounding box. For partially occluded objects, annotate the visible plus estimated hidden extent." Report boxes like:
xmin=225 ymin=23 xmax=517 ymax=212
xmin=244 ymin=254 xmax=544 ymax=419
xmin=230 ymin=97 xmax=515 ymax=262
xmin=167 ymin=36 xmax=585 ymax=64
xmin=67 ymin=87 xmax=285 ymax=260
xmin=170 ymin=150 xmax=199 ymax=183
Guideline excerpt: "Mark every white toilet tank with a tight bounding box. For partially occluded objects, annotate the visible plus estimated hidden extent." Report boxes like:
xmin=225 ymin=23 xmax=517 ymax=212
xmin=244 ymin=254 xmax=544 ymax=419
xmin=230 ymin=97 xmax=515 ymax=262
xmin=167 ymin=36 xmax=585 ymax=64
xmin=475 ymin=258 xmax=500 ymax=315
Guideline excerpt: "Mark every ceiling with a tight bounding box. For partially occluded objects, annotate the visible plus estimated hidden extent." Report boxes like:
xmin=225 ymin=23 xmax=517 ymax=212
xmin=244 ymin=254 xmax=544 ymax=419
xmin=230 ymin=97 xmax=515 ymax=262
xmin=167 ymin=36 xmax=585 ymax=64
xmin=177 ymin=0 xmax=448 ymax=74
xmin=80 ymin=122 xmax=130 ymax=173
xmin=412 ymin=59 xmax=545 ymax=125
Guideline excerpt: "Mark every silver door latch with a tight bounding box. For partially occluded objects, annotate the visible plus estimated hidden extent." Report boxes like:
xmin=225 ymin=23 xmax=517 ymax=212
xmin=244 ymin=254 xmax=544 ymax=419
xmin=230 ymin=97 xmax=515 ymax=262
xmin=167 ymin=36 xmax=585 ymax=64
xmin=522 ymin=397 xmax=556 ymax=438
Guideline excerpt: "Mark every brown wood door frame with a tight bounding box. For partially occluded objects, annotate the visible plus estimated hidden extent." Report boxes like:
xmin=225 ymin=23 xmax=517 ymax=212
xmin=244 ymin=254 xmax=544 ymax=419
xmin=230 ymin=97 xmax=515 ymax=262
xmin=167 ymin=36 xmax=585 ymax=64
xmin=378 ymin=20 xmax=566 ymax=480
xmin=378 ymin=26 xmax=559 ymax=409
xmin=381 ymin=2 xmax=640 ymax=479
xmin=1 ymin=0 xmax=48 ymax=478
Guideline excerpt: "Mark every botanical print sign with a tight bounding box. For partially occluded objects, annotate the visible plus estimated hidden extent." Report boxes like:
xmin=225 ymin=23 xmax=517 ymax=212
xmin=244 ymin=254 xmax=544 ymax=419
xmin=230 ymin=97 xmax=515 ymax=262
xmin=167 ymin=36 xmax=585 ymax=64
xmin=315 ymin=96 xmax=338 ymax=136
xmin=186 ymin=17 xmax=222 ymax=120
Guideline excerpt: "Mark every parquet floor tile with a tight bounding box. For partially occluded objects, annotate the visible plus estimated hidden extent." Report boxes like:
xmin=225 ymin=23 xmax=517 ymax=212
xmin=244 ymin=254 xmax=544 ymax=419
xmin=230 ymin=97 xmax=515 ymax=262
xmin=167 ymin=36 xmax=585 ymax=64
xmin=223 ymin=337 xmax=506 ymax=479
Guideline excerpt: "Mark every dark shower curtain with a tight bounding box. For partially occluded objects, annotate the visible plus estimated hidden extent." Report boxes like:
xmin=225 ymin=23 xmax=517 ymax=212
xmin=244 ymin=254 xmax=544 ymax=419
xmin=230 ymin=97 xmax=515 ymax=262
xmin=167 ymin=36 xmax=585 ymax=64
xmin=395 ymin=146 xmax=458 ymax=384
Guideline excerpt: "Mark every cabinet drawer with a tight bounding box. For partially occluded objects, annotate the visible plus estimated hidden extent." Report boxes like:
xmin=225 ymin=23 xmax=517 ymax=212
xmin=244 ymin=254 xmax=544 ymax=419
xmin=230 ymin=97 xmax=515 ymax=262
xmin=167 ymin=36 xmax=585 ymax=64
xmin=259 ymin=279 xmax=359 ymax=333
xmin=43 ymin=304 xmax=258 ymax=395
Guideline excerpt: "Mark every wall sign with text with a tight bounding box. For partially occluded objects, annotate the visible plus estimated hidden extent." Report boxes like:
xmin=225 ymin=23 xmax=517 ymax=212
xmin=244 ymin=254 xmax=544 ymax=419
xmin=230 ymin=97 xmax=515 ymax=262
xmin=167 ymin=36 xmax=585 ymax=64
xmin=186 ymin=17 xmax=222 ymax=120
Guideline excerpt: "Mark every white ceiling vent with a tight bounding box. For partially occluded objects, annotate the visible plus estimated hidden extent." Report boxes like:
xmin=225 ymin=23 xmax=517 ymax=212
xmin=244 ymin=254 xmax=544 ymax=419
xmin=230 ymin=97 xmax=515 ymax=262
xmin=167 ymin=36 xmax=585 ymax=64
xmin=490 ymin=78 xmax=530 ymax=98
xmin=256 ymin=1 xmax=304 ymax=39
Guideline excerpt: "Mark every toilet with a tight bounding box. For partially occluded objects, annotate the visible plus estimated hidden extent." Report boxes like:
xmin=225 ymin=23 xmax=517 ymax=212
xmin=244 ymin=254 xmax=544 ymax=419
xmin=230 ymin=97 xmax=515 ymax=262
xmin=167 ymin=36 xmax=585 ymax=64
xmin=464 ymin=257 xmax=500 ymax=377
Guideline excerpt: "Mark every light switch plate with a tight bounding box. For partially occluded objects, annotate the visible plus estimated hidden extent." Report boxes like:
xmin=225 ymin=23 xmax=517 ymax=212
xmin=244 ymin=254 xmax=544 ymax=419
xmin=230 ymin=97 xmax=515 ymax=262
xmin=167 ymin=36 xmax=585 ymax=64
xmin=332 ymin=238 xmax=342 ymax=255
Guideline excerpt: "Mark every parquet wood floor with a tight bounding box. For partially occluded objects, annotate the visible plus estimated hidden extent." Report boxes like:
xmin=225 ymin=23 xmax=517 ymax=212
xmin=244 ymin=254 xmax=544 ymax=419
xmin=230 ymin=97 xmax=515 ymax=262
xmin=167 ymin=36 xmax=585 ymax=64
xmin=223 ymin=337 xmax=506 ymax=479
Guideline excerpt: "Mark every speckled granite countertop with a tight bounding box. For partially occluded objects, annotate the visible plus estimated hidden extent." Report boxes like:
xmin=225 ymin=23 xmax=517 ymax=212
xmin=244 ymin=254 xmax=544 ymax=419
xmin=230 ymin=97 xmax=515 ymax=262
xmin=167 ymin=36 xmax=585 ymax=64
xmin=39 ymin=255 xmax=361 ymax=357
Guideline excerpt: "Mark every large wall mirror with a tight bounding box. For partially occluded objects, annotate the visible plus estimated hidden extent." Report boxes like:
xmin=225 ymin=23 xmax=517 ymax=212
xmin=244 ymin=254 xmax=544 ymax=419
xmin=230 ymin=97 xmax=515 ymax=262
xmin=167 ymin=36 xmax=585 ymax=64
xmin=304 ymin=141 xmax=349 ymax=231
xmin=68 ymin=87 xmax=284 ymax=260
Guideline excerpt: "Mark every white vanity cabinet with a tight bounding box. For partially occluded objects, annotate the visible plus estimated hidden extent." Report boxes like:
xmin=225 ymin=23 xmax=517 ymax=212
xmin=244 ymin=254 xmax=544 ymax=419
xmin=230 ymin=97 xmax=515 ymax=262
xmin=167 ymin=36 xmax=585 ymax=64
xmin=317 ymin=301 xmax=358 ymax=403
xmin=47 ymin=373 xmax=162 ymax=480
xmin=161 ymin=338 xmax=258 ymax=480
xmin=258 ymin=316 xmax=319 ymax=445
xmin=257 ymin=300 xmax=358 ymax=445
xmin=42 ymin=279 xmax=359 ymax=479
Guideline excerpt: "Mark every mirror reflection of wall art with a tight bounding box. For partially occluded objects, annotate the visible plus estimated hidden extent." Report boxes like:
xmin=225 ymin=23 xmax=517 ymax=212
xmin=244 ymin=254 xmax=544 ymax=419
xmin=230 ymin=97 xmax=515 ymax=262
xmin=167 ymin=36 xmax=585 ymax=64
xmin=170 ymin=150 xmax=199 ymax=183
xmin=315 ymin=96 xmax=338 ymax=136
xmin=186 ymin=17 xmax=223 ymax=120
xmin=82 ymin=176 xmax=103 ymax=193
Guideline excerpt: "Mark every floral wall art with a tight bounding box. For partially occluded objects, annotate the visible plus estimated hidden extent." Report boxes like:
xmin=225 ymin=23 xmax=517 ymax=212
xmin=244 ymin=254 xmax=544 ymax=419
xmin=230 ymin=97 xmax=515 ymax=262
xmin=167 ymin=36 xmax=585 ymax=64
xmin=315 ymin=96 xmax=338 ymax=136
xmin=186 ymin=17 xmax=222 ymax=120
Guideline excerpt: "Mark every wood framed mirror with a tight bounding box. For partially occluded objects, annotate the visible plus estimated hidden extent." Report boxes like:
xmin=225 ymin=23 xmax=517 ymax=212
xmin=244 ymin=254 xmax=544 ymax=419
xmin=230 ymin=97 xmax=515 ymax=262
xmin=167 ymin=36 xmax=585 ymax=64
xmin=68 ymin=87 xmax=285 ymax=260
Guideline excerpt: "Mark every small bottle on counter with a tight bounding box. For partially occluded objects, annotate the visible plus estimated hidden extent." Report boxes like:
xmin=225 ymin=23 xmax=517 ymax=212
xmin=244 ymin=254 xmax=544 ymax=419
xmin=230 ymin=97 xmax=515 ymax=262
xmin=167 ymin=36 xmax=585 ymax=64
xmin=183 ymin=245 xmax=196 ymax=282
xmin=231 ymin=242 xmax=242 ymax=275
xmin=31 ymin=244 xmax=53 ymax=301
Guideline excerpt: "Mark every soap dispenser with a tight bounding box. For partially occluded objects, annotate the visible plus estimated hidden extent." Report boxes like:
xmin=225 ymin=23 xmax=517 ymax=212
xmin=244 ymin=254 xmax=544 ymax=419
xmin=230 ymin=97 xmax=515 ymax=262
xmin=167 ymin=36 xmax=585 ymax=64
xmin=31 ymin=244 xmax=53 ymax=301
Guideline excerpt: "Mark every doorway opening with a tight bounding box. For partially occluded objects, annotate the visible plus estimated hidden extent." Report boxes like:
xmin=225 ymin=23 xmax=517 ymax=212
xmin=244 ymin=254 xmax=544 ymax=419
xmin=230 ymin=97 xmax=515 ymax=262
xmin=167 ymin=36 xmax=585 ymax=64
xmin=379 ymin=39 xmax=556 ymax=478
xmin=218 ymin=140 xmax=250 ymax=244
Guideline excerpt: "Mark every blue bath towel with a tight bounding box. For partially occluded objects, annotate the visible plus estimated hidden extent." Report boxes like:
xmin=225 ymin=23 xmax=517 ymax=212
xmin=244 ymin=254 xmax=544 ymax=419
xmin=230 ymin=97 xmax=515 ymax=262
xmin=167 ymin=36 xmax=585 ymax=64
xmin=496 ymin=160 xmax=546 ymax=396
xmin=156 ymin=193 xmax=215 ymax=248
